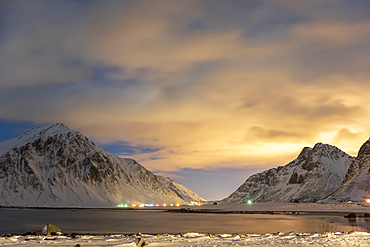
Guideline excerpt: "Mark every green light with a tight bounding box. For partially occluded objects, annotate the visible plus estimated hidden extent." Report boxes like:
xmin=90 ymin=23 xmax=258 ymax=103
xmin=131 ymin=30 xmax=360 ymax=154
xmin=247 ymin=200 xmax=252 ymax=205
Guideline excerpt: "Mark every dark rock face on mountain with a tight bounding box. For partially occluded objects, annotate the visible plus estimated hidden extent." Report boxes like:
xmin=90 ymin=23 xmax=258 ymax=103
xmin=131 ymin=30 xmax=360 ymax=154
xmin=323 ymin=138 xmax=370 ymax=202
xmin=0 ymin=123 xmax=188 ymax=207
xmin=219 ymin=143 xmax=354 ymax=204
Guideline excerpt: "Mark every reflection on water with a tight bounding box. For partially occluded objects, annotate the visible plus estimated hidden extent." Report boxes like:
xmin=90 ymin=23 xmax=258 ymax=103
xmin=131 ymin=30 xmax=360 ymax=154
xmin=0 ymin=208 xmax=367 ymax=235
xmin=365 ymin=219 xmax=370 ymax=231
xmin=347 ymin=217 xmax=370 ymax=232
xmin=348 ymin=218 xmax=357 ymax=226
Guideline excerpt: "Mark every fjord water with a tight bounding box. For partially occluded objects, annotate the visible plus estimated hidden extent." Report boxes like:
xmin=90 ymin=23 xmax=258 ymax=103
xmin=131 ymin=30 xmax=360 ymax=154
xmin=0 ymin=208 xmax=368 ymax=235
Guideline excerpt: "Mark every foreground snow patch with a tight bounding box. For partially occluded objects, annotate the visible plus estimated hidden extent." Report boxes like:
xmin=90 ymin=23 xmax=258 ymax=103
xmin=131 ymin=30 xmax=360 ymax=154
xmin=1 ymin=231 xmax=370 ymax=246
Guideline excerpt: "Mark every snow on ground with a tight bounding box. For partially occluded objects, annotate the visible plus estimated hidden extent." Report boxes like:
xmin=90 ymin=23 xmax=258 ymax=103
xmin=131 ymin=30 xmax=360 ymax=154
xmin=1 ymin=232 xmax=370 ymax=246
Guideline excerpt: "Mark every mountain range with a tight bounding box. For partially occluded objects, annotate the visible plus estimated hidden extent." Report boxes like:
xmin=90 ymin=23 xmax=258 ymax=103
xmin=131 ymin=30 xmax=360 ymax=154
xmin=0 ymin=123 xmax=204 ymax=207
xmin=219 ymin=142 xmax=359 ymax=203
xmin=1 ymin=123 xmax=369 ymax=206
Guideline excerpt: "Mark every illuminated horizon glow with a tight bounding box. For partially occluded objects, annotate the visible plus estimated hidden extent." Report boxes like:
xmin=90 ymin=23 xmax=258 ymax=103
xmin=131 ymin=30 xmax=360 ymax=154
xmin=1 ymin=1 xmax=370 ymax=200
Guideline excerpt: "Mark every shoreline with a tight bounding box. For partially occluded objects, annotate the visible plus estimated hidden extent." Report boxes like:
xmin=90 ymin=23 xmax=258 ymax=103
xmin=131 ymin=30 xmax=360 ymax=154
xmin=165 ymin=208 xmax=365 ymax=217
xmin=0 ymin=208 xmax=365 ymax=218
xmin=2 ymin=202 xmax=370 ymax=216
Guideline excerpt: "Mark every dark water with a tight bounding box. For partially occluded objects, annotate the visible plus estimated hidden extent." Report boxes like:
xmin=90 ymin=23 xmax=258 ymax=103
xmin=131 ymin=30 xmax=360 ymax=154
xmin=0 ymin=208 xmax=368 ymax=235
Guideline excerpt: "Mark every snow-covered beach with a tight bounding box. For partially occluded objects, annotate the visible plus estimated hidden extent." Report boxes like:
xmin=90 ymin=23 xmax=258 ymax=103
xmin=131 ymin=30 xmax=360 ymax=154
xmin=2 ymin=231 xmax=370 ymax=246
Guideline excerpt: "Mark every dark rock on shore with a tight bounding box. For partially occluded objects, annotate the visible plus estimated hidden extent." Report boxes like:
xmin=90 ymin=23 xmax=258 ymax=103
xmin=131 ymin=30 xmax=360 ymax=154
xmin=345 ymin=213 xmax=356 ymax=218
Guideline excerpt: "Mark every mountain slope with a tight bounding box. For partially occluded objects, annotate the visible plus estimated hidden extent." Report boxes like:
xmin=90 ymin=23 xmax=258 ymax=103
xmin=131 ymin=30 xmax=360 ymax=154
xmin=0 ymin=123 xmax=186 ymax=207
xmin=323 ymin=138 xmax=370 ymax=202
xmin=219 ymin=143 xmax=354 ymax=204
xmin=156 ymin=175 xmax=206 ymax=203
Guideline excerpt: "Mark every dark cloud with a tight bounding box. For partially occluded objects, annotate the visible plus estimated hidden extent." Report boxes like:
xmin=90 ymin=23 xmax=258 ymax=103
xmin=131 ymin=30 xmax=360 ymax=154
xmin=245 ymin=126 xmax=307 ymax=143
xmin=286 ymin=20 xmax=370 ymax=82
xmin=98 ymin=141 xmax=163 ymax=157
xmin=275 ymin=97 xmax=362 ymax=121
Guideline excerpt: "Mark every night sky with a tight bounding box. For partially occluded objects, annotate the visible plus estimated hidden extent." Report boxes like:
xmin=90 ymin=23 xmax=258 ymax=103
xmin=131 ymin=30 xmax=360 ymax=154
xmin=1 ymin=0 xmax=370 ymax=200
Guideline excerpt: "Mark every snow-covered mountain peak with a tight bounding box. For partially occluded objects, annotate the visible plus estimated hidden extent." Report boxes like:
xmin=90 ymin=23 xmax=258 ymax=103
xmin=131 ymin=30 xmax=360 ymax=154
xmin=0 ymin=124 xmax=193 ymax=207
xmin=219 ymin=142 xmax=354 ymax=204
xmin=296 ymin=143 xmax=353 ymax=177
xmin=311 ymin=142 xmax=344 ymax=158
xmin=17 ymin=123 xmax=77 ymax=141
xmin=3 ymin=122 xmax=365 ymax=206
xmin=297 ymin=143 xmax=344 ymax=161
xmin=0 ymin=123 xmax=82 ymax=157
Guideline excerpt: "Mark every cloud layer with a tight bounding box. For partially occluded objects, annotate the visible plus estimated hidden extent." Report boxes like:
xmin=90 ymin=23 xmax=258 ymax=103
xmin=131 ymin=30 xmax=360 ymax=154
xmin=1 ymin=0 xmax=370 ymax=173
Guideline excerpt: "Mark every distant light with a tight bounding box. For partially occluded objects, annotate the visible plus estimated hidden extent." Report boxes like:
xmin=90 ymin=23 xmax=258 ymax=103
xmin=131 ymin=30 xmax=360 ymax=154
xmin=170 ymin=204 xmax=173 ymax=207
xmin=366 ymin=199 xmax=370 ymax=203
xmin=247 ymin=200 xmax=252 ymax=205
xmin=176 ymin=203 xmax=180 ymax=207
xmin=156 ymin=204 xmax=160 ymax=207
xmin=132 ymin=204 xmax=137 ymax=207
xmin=163 ymin=203 xmax=167 ymax=207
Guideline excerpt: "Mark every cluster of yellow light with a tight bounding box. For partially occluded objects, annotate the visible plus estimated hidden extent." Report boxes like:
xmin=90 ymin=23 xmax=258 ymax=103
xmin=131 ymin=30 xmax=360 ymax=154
xmin=366 ymin=199 xmax=370 ymax=203
xmin=189 ymin=201 xmax=202 ymax=206
xmin=116 ymin=203 xmax=183 ymax=208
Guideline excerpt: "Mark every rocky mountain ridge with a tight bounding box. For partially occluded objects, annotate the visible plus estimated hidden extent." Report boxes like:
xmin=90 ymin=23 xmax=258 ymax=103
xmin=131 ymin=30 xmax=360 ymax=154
xmin=219 ymin=143 xmax=355 ymax=203
xmin=0 ymin=123 xmax=204 ymax=207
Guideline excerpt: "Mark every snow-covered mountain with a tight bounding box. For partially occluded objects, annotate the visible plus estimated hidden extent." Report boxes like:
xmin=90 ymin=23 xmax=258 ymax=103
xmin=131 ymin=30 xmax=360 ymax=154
xmin=219 ymin=143 xmax=354 ymax=204
xmin=323 ymin=138 xmax=370 ymax=202
xmin=156 ymin=175 xmax=206 ymax=203
xmin=0 ymin=123 xmax=198 ymax=207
